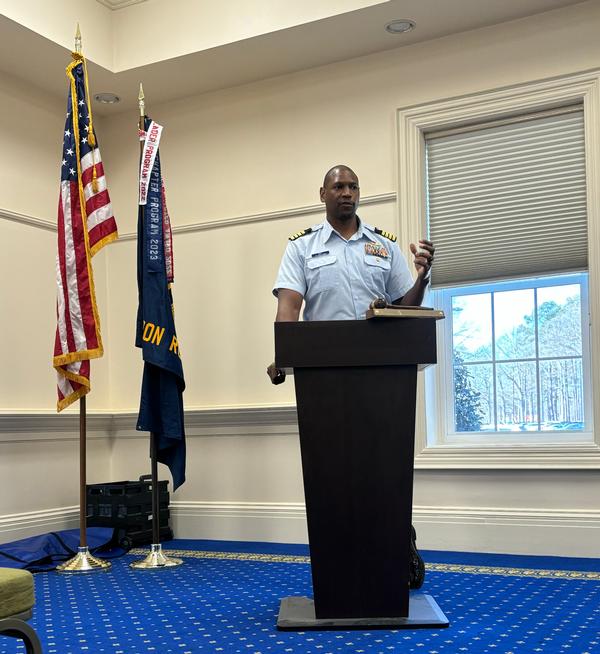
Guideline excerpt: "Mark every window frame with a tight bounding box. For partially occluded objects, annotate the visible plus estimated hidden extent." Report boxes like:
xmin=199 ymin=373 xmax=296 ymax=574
xmin=396 ymin=70 xmax=600 ymax=469
xmin=434 ymin=273 xmax=592 ymax=447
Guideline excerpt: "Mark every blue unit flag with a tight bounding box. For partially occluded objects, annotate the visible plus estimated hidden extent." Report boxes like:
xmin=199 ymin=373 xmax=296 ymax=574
xmin=136 ymin=116 xmax=186 ymax=490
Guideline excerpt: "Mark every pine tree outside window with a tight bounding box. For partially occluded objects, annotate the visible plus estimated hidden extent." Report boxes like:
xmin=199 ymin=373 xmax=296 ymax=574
xmin=437 ymin=274 xmax=590 ymax=442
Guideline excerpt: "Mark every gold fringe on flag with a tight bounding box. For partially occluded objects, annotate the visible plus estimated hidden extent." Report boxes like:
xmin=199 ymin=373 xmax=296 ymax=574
xmin=71 ymin=51 xmax=99 ymax=192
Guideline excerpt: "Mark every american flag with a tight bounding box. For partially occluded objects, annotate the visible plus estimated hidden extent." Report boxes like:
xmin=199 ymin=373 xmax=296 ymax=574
xmin=53 ymin=55 xmax=118 ymax=411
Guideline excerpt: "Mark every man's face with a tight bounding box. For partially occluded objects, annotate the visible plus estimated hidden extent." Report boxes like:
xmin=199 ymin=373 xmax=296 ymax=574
xmin=320 ymin=169 xmax=360 ymax=222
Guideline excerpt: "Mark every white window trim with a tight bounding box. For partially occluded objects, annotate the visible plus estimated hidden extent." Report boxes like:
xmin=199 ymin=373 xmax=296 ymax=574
xmin=396 ymin=70 xmax=600 ymax=469
xmin=434 ymin=274 xmax=592 ymax=441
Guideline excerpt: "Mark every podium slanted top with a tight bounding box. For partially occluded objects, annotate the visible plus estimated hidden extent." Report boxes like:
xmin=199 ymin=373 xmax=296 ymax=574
xmin=275 ymin=317 xmax=440 ymax=370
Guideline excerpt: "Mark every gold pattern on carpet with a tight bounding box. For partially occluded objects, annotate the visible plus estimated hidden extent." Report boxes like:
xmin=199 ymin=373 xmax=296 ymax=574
xmin=129 ymin=549 xmax=600 ymax=581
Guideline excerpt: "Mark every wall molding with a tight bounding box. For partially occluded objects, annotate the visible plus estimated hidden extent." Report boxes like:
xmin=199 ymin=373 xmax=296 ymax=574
xmin=415 ymin=443 xmax=600 ymax=469
xmin=0 ymin=506 xmax=78 ymax=543
xmin=0 ymin=192 xmax=396 ymax=240
xmin=117 ymin=192 xmax=396 ymax=241
xmin=0 ymin=208 xmax=56 ymax=233
xmin=0 ymin=406 xmax=298 ymax=442
xmin=169 ymin=501 xmax=600 ymax=556
xmin=3 ymin=405 xmax=600 ymax=468
xmin=172 ymin=500 xmax=306 ymax=520
xmin=0 ymin=411 xmax=114 ymax=442
xmin=169 ymin=500 xmax=600 ymax=527
xmin=112 ymin=404 xmax=298 ymax=433
xmin=95 ymin=0 xmax=148 ymax=9
xmin=111 ymin=405 xmax=299 ymax=440
xmin=412 ymin=504 xmax=600 ymax=557
xmin=1 ymin=501 xmax=599 ymax=557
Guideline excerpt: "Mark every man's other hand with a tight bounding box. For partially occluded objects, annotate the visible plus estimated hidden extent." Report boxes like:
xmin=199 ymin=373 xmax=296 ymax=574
xmin=409 ymin=239 xmax=435 ymax=280
xmin=267 ymin=362 xmax=286 ymax=385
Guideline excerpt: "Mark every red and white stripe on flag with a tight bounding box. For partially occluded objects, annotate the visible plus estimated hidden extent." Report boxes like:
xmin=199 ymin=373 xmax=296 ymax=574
xmin=53 ymin=56 xmax=118 ymax=412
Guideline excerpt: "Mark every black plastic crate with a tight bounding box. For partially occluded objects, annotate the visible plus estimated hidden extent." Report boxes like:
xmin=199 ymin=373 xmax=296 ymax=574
xmin=86 ymin=475 xmax=173 ymax=548
xmin=115 ymin=525 xmax=173 ymax=550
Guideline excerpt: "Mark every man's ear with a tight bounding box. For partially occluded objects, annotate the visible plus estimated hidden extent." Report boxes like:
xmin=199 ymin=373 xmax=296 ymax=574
xmin=319 ymin=187 xmax=325 ymax=202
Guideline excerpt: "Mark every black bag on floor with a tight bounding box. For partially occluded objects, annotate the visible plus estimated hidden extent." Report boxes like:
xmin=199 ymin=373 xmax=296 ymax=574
xmin=409 ymin=524 xmax=426 ymax=589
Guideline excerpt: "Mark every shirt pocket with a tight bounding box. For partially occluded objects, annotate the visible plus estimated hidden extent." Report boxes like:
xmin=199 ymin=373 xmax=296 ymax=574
xmin=306 ymin=255 xmax=339 ymax=293
xmin=364 ymin=254 xmax=391 ymax=286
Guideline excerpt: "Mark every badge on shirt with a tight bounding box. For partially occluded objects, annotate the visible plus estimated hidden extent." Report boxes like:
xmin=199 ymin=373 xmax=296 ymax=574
xmin=365 ymin=242 xmax=389 ymax=258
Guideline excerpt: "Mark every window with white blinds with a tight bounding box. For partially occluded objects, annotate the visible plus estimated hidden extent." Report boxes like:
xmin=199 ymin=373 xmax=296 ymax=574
xmin=425 ymin=106 xmax=587 ymax=287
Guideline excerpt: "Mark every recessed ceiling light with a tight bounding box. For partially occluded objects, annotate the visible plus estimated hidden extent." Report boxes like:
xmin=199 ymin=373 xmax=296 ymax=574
xmin=385 ymin=19 xmax=416 ymax=34
xmin=94 ymin=92 xmax=120 ymax=104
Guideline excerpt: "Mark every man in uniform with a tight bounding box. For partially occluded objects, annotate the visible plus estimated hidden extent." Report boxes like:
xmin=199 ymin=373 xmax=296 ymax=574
xmin=269 ymin=164 xmax=434 ymax=337
xmin=268 ymin=164 xmax=435 ymax=588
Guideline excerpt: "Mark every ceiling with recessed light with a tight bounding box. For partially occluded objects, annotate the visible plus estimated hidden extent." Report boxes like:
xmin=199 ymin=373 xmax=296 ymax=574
xmin=0 ymin=0 xmax=588 ymax=114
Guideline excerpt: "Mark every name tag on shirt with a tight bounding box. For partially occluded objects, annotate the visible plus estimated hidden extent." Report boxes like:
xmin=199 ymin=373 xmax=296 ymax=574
xmin=365 ymin=242 xmax=389 ymax=258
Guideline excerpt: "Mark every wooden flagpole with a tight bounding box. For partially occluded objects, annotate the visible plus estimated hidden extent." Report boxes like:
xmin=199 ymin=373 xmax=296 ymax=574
xmin=80 ymin=395 xmax=87 ymax=548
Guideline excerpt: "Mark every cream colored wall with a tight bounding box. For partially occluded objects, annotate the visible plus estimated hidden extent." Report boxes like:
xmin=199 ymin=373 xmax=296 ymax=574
xmin=2 ymin=1 xmax=600 ymax=552
xmin=0 ymin=219 xmax=111 ymax=410
xmin=0 ymin=60 xmax=112 ymax=542
xmin=112 ymin=433 xmax=304 ymax=502
xmin=0 ymin=422 xmax=113 ymax=542
xmin=103 ymin=2 xmax=600 ymax=554
xmin=104 ymin=0 xmax=600 ymax=227
xmin=105 ymin=202 xmax=394 ymax=410
xmin=113 ymin=0 xmax=385 ymax=70
xmin=102 ymin=0 xmax=600 ymax=409
xmin=0 ymin=69 xmax=64 ymax=219
xmin=0 ymin=0 xmax=113 ymax=70
xmin=0 ymin=0 xmax=383 ymax=73
xmin=0 ymin=437 xmax=112 ymax=516
xmin=0 ymin=69 xmax=112 ymax=410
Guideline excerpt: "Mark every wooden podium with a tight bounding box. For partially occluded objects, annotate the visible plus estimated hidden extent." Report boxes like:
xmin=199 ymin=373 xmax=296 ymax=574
xmin=275 ymin=317 xmax=449 ymax=630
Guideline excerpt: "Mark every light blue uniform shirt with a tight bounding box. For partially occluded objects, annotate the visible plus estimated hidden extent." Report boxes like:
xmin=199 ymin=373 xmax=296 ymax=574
xmin=273 ymin=218 xmax=414 ymax=320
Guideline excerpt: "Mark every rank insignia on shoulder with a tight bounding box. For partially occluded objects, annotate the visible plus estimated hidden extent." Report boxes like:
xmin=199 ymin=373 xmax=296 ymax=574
xmin=289 ymin=228 xmax=313 ymax=241
xmin=374 ymin=227 xmax=397 ymax=242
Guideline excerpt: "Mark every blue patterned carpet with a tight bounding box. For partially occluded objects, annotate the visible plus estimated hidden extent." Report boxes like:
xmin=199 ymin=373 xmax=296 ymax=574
xmin=1 ymin=540 xmax=599 ymax=654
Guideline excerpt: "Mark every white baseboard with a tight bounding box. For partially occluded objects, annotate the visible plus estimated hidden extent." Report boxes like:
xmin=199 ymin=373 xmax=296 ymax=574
xmin=1 ymin=502 xmax=598 ymax=559
xmin=0 ymin=506 xmax=78 ymax=544
xmin=170 ymin=501 xmax=600 ymax=558
xmin=170 ymin=501 xmax=308 ymax=544
xmin=412 ymin=506 xmax=600 ymax=558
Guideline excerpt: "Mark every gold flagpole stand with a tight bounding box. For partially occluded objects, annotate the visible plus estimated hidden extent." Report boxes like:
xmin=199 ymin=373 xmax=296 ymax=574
xmin=58 ymin=25 xmax=111 ymax=574
xmin=57 ymin=396 xmax=111 ymax=573
xmin=130 ymin=83 xmax=182 ymax=571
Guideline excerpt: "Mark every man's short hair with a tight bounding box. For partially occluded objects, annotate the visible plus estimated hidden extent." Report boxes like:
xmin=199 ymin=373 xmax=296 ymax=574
xmin=322 ymin=165 xmax=358 ymax=188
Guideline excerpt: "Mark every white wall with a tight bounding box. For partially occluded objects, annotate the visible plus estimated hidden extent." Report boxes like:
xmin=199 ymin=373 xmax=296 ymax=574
xmin=2 ymin=1 xmax=600 ymax=554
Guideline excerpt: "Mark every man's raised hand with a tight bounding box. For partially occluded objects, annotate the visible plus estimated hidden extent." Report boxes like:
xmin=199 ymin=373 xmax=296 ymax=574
xmin=409 ymin=239 xmax=435 ymax=280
